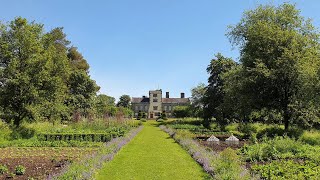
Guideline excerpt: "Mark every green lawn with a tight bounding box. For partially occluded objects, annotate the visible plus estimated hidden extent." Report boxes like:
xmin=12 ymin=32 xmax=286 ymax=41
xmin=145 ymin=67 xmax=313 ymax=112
xmin=95 ymin=121 xmax=210 ymax=180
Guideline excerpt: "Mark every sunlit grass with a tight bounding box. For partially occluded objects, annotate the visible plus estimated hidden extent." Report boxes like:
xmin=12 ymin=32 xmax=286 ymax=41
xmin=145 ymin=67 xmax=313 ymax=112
xmin=95 ymin=121 xmax=210 ymax=180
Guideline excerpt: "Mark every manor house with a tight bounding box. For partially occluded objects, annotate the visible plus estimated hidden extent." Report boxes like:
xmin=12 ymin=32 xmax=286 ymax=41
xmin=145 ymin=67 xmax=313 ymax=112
xmin=131 ymin=90 xmax=190 ymax=119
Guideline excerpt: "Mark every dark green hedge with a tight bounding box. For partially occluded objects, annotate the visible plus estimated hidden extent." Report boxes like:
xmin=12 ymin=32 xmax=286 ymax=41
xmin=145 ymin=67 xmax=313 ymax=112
xmin=37 ymin=132 xmax=125 ymax=142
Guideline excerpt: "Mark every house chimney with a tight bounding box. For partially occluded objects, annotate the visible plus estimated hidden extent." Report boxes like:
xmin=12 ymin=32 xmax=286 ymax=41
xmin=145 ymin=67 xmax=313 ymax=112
xmin=166 ymin=92 xmax=170 ymax=98
xmin=181 ymin=93 xmax=185 ymax=98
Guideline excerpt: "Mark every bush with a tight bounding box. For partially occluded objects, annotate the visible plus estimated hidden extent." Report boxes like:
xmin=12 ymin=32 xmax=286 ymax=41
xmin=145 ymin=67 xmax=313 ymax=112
xmin=256 ymin=126 xmax=303 ymax=139
xmin=252 ymin=160 xmax=320 ymax=179
xmin=241 ymin=136 xmax=319 ymax=163
xmin=299 ymin=130 xmax=320 ymax=145
xmin=213 ymin=148 xmax=247 ymax=180
xmin=142 ymin=112 xmax=147 ymax=119
xmin=172 ymin=106 xmax=191 ymax=118
xmin=156 ymin=119 xmax=164 ymax=122
xmin=0 ymin=164 xmax=8 ymax=174
xmin=15 ymin=165 xmax=26 ymax=175
xmin=137 ymin=111 xmax=142 ymax=120
xmin=160 ymin=112 xmax=168 ymax=120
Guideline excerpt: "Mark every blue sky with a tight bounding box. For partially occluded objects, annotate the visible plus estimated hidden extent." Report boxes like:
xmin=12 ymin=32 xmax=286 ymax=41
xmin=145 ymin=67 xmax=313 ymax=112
xmin=1 ymin=0 xmax=320 ymax=101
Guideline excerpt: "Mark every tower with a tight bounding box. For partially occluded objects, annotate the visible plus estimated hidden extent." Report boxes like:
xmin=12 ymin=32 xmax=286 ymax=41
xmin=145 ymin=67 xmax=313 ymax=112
xmin=148 ymin=90 xmax=162 ymax=119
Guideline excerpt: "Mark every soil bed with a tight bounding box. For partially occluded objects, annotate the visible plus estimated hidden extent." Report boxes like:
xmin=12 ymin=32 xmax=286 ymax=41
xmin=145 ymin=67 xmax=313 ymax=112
xmin=197 ymin=135 xmax=247 ymax=152
xmin=0 ymin=157 xmax=70 ymax=179
xmin=0 ymin=147 xmax=97 ymax=179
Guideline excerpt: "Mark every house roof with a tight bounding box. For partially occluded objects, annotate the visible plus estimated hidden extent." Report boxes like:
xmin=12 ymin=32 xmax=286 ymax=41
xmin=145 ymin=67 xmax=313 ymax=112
xmin=132 ymin=97 xmax=150 ymax=103
xmin=162 ymin=98 xmax=190 ymax=104
xmin=131 ymin=97 xmax=190 ymax=104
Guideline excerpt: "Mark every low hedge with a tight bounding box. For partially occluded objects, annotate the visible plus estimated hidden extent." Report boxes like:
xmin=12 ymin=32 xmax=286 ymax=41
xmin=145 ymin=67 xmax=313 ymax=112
xmin=37 ymin=132 xmax=125 ymax=142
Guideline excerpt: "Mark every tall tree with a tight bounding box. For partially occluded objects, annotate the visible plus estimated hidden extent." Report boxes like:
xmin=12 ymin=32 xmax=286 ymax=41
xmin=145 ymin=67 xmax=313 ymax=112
xmin=203 ymin=53 xmax=237 ymax=129
xmin=190 ymin=83 xmax=206 ymax=118
xmin=117 ymin=95 xmax=131 ymax=108
xmin=94 ymin=94 xmax=116 ymax=117
xmin=67 ymin=71 xmax=99 ymax=116
xmin=228 ymin=3 xmax=320 ymax=130
xmin=67 ymin=47 xmax=89 ymax=72
xmin=0 ymin=18 xmax=71 ymax=126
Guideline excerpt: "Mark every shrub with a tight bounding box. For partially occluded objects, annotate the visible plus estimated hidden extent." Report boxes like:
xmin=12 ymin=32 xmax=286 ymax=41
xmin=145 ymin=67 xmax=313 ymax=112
xmin=0 ymin=164 xmax=8 ymax=174
xmin=160 ymin=112 xmax=168 ymax=120
xmin=252 ymin=160 xmax=320 ymax=179
xmin=156 ymin=119 xmax=164 ymax=122
xmin=299 ymin=130 xmax=320 ymax=145
xmin=137 ymin=111 xmax=142 ymax=120
xmin=256 ymin=126 xmax=303 ymax=139
xmin=213 ymin=148 xmax=248 ymax=180
xmin=142 ymin=112 xmax=147 ymax=119
xmin=15 ymin=165 xmax=26 ymax=175
xmin=241 ymin=136 xmax=319 ymax=162
xmin=140 ymin=119 xmax=146 ymax=122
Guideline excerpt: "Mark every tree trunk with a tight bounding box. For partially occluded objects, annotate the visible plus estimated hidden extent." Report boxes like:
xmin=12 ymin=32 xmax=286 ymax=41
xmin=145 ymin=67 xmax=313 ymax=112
xmin=284 ymin=109 xmax=290 ymax=131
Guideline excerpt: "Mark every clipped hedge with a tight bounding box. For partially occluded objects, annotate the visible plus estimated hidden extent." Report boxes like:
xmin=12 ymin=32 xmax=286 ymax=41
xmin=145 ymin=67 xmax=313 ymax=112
xmin=37 ymin=132 xmax=125 ymax=142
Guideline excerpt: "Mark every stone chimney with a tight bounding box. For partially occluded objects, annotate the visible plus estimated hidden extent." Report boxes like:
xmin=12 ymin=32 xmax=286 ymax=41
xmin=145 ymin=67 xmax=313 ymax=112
xmin=166 ymin=92 xmax=170 ymax=98
xmin=181 ymin=93 xmax=185 ymax=98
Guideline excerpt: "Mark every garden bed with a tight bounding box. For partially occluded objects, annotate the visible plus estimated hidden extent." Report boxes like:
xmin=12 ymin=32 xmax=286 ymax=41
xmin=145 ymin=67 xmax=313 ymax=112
xmin=0 ymin=147 xmax=97 ymax=179
xmin=197 ymin=136 xmax=248 ymax=151
xmin=198 ymin=140 xmax=247 ymax=152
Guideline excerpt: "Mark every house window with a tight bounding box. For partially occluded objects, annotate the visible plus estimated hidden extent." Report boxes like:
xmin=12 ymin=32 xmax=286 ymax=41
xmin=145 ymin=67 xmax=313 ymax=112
xmin=144 ymin=106 xmax=147 ymax=111
xmin=169 ymin=106 xmax=172 ymax=111
xmin=135 ymin=106 xmax=138 ymax=111
xmin=155 ymin=112 xmax=161 ymax=116
xmin=153 ymin=106 xmax=158 ymax=110
xmin=153 ymin=99 xmax=158 ymax=102
xmin=153 ymin=94 xmax=157 ymax=97
xmin=164 ymin=106 xmax=167 ymax=111
xmin=140 ymin=106 xmax=143 ymax=110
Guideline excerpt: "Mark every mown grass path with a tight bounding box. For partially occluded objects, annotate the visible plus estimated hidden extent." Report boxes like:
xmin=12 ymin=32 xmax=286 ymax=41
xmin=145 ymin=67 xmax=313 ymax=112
xmin=95 ymin=121 xmax=209 ymax=180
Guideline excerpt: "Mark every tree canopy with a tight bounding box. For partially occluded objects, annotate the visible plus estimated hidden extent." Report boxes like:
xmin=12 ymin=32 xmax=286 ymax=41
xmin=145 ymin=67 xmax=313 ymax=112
xmin=0 ymin=17 xmax=100 ymax=126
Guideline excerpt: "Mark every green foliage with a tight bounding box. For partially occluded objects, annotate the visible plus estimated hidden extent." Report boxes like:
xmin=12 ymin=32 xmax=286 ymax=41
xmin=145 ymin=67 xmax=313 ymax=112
xmin=299 ymin=130 xmax=320 ymax=145
xmin=141 ymin=112 xmax=147 ymax=119
xmin=190 ymin=83 xmax=206 ymax=118
xmin=213 ymin=148 xmax=247 ymax=180
xmin=15 ymin=165 xmax=26 ymax=175
xmin=173 ymin=106 xmax=192 ymax=118
xmin=137 ymin=111 xmax=142 ymax=120
xmin=0 ymin=17 xmax=99 ymax=126
xmin=94 ymin=94 xmax=115 ymax=118
xmin=241 ymin=136 xmax=320 ymax=163
xmin=0 ymin=164 xmax=8 ymax=174
xmin=117 ymin=95 xmax=131 ymax=108
xmin=0 ymin=17 xmax=71 ymax=126
xmin=67 ymin=70 xmax=99 ymax=116
xmin=203 ymin=53 xmax=237 ymax=129
xmin=252 ymin=160 xmax=320 ymax=180
xmin=159 ymin=112 xmax=167 ymax=120
xmin=227 ymin=3 xmax=320 ymax=130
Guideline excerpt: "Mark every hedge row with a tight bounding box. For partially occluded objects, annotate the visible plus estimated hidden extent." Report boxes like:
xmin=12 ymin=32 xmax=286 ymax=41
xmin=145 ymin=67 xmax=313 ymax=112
xmin=37 ymin=132 xmax=125 ymax=142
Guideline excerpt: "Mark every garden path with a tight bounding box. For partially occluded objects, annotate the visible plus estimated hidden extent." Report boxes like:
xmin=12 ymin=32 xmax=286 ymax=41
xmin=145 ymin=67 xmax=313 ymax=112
xmin=95 ymin=121 xmax=209 ymax=180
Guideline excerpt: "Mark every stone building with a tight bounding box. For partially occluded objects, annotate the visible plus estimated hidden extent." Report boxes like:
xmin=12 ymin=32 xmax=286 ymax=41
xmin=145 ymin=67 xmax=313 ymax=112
xmin=131 ymin=89 xmax=190 ymax=119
